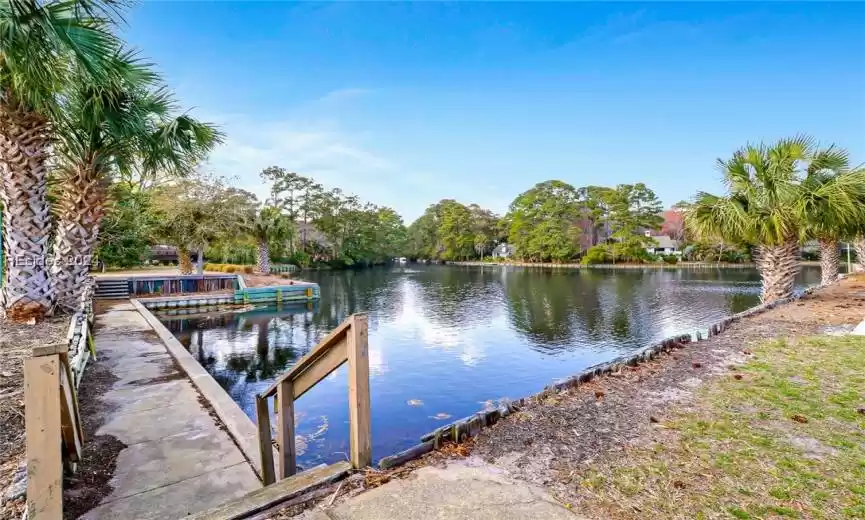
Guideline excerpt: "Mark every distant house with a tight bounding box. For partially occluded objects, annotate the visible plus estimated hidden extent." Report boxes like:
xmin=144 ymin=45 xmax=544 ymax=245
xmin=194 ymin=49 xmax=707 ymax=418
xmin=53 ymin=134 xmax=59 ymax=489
xmin=149 ymin=245 xmax=199 ymax=263
xmin=492 ymin=243 xmax=516 ymax=259
xmin=644 ymin=232 xmax=681 ymax=255
xmin=150 ymin=245 xmax=178 ymax=263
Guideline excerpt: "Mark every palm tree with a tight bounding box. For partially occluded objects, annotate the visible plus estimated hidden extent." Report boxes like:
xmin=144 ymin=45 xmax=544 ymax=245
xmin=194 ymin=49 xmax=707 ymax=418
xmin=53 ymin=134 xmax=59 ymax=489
xmin=49 ymin=58 xmax=221 ymax=310
xmin=854 ymin=238 xmax=865 ymax=272
xmin=686 ymin=137 xmax=813 ymax=302
xmin=0 ymin=0 xmax=122 ymax=322
xmin=248 ymin=206 xmax=294 ymax=274
xmin=798 ymin=146 xmax=865 ymax=285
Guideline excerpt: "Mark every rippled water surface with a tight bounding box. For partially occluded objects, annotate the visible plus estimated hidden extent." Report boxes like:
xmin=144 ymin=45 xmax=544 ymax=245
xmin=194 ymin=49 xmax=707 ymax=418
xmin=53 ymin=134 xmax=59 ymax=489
xmin=160 ymin=265 xmax=823 ymax=467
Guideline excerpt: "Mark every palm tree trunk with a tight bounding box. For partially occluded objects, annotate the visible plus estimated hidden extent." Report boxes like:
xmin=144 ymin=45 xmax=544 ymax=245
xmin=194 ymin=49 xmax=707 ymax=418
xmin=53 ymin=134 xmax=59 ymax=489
xmin=257 ymin=239 xmax=270 ymax=274
xmin=50 ymin=169 xmax=107 ymax=311
xmin=0 ymin=101 xmax=54 ymax=322
xmin=195 ymin=247 xmax=204 ymax=275
xmin=178 ymin=246 xmax=193 ymax=275
xmin=854 ymin=237 xmax=865 ymax=273
xmin=754 ymin=240 xmax=800 ymax=302
xmin=818 ymin=238 xmax=840 ymax=285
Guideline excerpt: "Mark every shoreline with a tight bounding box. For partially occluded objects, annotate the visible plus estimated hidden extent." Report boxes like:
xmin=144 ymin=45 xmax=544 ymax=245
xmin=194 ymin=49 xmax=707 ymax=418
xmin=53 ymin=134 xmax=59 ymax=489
xmin=449 ymin=260 xmax=826 ymax=269
xmin=263 ymin=274 xmax=865 ymax=518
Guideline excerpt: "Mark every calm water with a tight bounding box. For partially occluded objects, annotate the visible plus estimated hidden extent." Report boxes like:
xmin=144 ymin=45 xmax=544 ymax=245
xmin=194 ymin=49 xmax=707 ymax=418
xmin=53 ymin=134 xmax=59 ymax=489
xmin=160 ymin=265 xmax=823 ymax=467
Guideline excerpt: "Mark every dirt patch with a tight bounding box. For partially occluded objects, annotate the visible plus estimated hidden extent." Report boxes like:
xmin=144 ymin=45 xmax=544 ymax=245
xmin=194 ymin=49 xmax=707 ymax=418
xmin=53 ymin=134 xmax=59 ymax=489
xmin=241 ymin=274 xmax=311 ymax=288
xmin=63 ymin=352 xmax=126 ymax=519
xmin=126 ymin=351 xmax=185 ymax=387
xmin=126 ymin=373 xmax=186 ymax=386
xmin=0 ymin=316 xmax=66 ymax=520
xmin=194 ymin=393 xmax=230 ymax=436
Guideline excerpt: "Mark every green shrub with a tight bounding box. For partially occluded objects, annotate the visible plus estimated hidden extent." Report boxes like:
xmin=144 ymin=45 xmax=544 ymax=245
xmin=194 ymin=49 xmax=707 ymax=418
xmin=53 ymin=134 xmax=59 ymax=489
xmin=720 ymin=249 xmax=750 ymax=263
xmin=662 ymin=254 xmax=679 ymax=265
xmin=286 ymin=251 xmax=311 ymax=268
xmin=581 ymin=245 xmax=611 ymax=265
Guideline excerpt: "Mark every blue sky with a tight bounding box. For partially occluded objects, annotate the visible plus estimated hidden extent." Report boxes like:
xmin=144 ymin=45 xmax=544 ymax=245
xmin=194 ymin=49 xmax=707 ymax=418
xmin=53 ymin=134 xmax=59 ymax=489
xmin=124 ymin=2 xmax=865 ymax=222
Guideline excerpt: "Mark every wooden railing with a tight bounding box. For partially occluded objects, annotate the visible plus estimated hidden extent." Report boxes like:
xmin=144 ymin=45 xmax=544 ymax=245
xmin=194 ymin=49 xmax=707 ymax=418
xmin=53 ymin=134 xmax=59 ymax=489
xmin=25 ymin=284 xmax=94 ymax=519
xmin=255 ymin=313 xmax=371 ymax=485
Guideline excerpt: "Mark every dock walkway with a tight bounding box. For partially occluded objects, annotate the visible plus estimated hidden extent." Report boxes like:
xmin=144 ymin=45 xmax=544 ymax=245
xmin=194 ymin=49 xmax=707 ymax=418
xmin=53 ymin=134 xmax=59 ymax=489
xmin=80 ymin=301 xmax=258 ymax=519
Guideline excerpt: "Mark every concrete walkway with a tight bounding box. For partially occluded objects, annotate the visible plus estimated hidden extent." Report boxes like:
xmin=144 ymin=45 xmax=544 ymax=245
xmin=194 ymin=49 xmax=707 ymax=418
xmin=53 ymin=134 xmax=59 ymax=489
xmin=299 ymin=458 xmax=581 ymax=520
xmin=80 ymin=301 xmax=259 ymax=520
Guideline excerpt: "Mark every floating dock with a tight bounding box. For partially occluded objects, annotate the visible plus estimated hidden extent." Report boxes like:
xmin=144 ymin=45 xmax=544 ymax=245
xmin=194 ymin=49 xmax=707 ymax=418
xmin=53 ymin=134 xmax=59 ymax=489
xmin=94 ymin=274 xmax=321 ymax=309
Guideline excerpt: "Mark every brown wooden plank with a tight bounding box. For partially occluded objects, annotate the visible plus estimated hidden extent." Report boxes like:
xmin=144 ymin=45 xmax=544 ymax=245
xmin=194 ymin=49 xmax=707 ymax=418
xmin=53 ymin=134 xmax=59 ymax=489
xmin=276 ymin=381 xmax=296 ymax=480
xmin=346 ymin=314 xmax=372 ymax=469
xmin=378 ymin=440 xmax=434 ymax=470
xmin=259 ymin=318 xmax=352 ymax=398
xmin=25 ymin=355 xmax=64 ymax=520
xmin=292 ymin=339 xmax=347 ymax=400
xmin=255 ymin=396 xmax=276 ymax=485
xmin=59 ymin=352 xmax=85 ymax=445
xmin=59 ymin=360 xmax=83 ymax=462
xmin=184 ymin=461 xmax=351 ymax=520
xmin=31 ymin=343 xmax=68 ymax=358
xmin=66 ymin=312 xmax=81 ymax=342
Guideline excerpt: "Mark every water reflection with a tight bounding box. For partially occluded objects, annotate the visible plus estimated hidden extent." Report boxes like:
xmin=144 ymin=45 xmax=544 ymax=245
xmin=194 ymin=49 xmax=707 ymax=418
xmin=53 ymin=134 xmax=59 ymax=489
xmin=160 ymin=265 xmax=824 ymax=466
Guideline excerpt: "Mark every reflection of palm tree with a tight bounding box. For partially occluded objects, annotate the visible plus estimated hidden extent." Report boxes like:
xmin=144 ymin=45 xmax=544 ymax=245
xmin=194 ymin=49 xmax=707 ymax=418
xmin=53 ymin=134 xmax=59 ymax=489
xmin=244 ymin=312 xmax=314 ymax=381
xmin=243 ymin=316 xmax=276 ymax=381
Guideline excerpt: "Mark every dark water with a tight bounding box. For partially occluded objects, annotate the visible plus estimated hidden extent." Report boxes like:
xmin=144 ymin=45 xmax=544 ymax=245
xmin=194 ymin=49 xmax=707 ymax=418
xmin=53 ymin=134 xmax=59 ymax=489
xmin=161 ymin=265 xmax=824 ymax=467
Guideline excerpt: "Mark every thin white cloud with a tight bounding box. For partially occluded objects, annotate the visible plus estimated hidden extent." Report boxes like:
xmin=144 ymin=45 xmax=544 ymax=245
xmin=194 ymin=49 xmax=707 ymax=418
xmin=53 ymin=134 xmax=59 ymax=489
xmin=199 ymin=87 xmax=506 ymax=222
xmin=203 ymin=113 xmax=434 ymax=220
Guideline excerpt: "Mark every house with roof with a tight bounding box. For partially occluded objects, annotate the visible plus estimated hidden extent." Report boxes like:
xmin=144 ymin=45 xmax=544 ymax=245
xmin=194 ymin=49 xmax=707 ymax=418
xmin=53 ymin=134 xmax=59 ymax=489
xmin=644 ymin=231 xmax=681 ymax=255
xmin=491 ymin=243 xmax=517 ymax=259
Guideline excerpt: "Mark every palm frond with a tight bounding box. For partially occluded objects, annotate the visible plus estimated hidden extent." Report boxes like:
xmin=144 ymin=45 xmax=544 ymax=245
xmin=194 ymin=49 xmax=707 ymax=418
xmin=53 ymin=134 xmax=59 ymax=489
xmin=0 ymin=0 xmax=126 ymax=111
xmin=685 ymin=191 xmax=751 ymax=244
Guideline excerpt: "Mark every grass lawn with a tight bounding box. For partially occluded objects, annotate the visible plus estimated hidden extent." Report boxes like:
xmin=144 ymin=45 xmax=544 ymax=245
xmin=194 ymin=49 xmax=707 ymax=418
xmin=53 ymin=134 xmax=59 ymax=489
xmin=578 ymin=334 xmax=865 ymax=519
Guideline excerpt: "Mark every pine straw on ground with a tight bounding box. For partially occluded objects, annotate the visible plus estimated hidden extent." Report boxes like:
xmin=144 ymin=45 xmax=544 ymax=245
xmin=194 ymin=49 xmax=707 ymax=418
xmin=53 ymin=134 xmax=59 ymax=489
xmin=575 ymin=334 xmax=865 ymax=519
xmin=0 ymin=316 xmax=67 ymax=520
xmin=241 ymin=273 xmax=309 ymax=288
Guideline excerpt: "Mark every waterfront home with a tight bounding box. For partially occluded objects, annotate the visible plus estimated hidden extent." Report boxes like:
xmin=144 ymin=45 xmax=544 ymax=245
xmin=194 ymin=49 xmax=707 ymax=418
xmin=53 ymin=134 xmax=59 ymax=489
xmin=492 ymin=243 xmax=517 ymax=259
xmin=645 ymin=233 xmax=681 ymax=255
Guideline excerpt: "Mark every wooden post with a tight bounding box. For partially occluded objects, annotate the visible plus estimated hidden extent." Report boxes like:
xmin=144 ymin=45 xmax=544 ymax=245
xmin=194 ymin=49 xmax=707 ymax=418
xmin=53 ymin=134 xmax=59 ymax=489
xmin=255 ymin=396 xmax=276 ymax=485
xmin=59 ymin=360 xmax=83 ymax=462
xmin=25 ymin=356 xmax=64 ymax=519
xmin=346 ymin=313 xmax=371 ymax=469
xmin=276 ymin=380 xmax=296 ymax=479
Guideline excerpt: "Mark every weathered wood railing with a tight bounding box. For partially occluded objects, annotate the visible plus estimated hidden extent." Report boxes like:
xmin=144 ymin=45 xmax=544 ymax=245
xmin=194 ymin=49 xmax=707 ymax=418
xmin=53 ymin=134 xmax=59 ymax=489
xmin=25 ymin=284 xmax=95 ymax=519
xmin=255 ymin=313 xmax=371 ymax=485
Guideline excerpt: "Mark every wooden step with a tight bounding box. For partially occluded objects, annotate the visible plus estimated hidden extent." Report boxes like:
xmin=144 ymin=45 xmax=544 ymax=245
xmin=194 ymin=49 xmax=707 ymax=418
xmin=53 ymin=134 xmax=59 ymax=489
xmin=186 ymin=461 xmax=351 ymax=520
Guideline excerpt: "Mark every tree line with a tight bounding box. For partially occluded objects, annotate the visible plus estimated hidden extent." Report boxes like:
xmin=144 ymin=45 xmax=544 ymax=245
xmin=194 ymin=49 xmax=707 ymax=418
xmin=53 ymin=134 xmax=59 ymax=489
xmin=404 ymin=182 xmax=666 ymax=263
xmin=96 ymin=168 xmax=408 ymax=275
